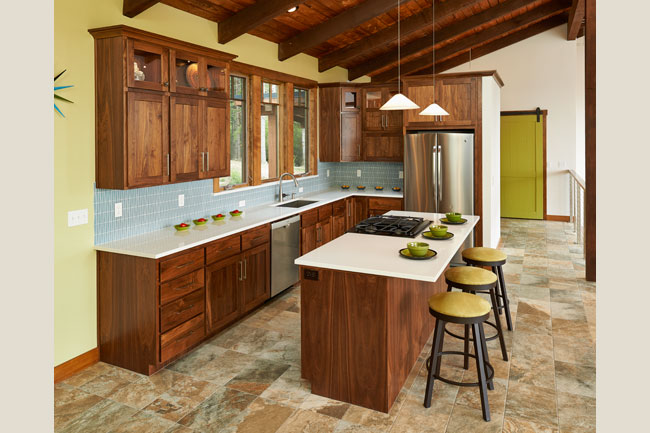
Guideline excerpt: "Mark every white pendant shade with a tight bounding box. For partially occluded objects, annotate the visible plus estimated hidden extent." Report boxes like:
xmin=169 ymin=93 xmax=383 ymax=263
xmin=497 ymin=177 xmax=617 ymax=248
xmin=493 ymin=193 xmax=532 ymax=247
xmin=419 ymin=103 xmax=449 ymax=116
xmin=380 ymin=93 xmax=420 ymax=111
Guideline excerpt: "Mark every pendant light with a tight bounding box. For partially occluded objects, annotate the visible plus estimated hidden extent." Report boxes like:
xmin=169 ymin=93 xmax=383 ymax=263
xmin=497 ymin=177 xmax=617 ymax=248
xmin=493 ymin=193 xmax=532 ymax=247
xmin=419 ymin=0 xmax=449 ymax=117
xmin=380 ymin=0 xmax=419 ymax=111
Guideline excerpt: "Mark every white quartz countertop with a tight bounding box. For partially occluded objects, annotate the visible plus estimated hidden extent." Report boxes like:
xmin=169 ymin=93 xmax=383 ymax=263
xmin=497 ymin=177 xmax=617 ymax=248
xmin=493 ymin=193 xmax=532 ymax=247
xmin=294 ymin=211 xmax=479 ymax=283
xmin=94 ymin=188 xmax=403 ymax=259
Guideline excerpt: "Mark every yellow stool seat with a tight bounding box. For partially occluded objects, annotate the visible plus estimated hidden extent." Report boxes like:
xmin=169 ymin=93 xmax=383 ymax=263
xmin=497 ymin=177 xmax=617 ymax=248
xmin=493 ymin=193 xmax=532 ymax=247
xmin=428 ymin=292 xmax=491 ymax=318
xmin=462 ymin=247 xmax=507 ymax=264
xmin=445 ymin=266 xmax=497 ymax=287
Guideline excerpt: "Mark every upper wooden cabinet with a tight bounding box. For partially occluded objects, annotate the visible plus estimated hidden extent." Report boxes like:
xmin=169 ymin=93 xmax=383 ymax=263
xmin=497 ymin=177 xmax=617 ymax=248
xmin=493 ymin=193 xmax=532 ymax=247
xmin=362 ymin=87 xmax=403 ymax=133
xmin=319 ymin=85 xmax=362 ymax=162
xmin=90 ymin=25 xmax=236 ymax=190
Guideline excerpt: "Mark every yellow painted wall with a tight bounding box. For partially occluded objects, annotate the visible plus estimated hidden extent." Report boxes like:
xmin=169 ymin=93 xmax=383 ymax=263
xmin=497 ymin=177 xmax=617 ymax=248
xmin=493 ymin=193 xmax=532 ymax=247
xmin=54 ymin=0 xmax=350 ymax=366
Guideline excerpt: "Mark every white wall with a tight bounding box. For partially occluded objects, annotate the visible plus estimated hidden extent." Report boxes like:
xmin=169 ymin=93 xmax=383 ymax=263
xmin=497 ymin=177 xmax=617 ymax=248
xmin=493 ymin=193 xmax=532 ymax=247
xmin=482 ymin=76 xmax=501 ymax=248
xmin=449 ymin=24 xmax=585 ymax=216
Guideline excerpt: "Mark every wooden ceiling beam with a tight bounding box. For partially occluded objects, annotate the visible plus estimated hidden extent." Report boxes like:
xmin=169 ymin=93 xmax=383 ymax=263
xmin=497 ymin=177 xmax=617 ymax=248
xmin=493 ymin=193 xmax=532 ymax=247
xmin=414 ymin=13 xmax=568 ymax=75
xmin=318 ymin=0 xmax=483 ymax=73
xmin=567 ymin=0 xmax=585 ymax=40
xmin=218 ymin=1 xmax=306 ymax=44
xmin=371 ymin=0 xmax=570 ymax=83
xmin=278 ymin=0 xmax=397 ymax=61
xmin=123 ymin=0 xmax=160 ymax=18
xmin=348 ymin=0 xmax=537 ymax=80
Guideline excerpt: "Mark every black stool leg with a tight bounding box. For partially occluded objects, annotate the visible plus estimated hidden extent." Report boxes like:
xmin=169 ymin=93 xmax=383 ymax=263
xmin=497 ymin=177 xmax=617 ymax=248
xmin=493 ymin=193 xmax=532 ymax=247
xmin=488 ymin=288 xmax=509 ymax=361
xmin=497 ymin=266 xmax=513 ymax=331
xmin=463 ymin=324 xmax=470 ymax=369
xmin=424 ymin=319 xmax=445 ymax=408
xmin=478 ymin=323 xmax=494 ymax=391
xmin=447 ymin=283 xmax=453 ymax=292
xmin=472 ymin=323 xmax=491 ymax=422
xmin=492 ymin=266 xmax=504 ymax=313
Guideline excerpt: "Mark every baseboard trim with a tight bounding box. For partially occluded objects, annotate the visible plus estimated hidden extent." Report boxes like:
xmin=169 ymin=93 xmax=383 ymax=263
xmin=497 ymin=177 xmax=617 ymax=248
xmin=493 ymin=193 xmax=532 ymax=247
xmin=546 ymin=215 xmax=570 ymax=222
xmin=54 ymin=348 xmax=99 ymax=383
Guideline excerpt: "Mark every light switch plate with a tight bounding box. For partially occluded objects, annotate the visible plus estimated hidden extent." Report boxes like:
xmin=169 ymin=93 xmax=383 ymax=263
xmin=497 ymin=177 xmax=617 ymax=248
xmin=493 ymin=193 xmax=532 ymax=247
xmin=357 ymin=170 xmax=361 ymax=177
xmin=114 ymin=202 xmax=122 ymax=218
xmin=178 ymin=194 xmax=184 ymax=207
xmin=327 ymin=169 xmax=330 ymax=177
xmin=299 ymin=187 xmax=304 ymax=193
xmin=239 ymin=200 xmax=246 ymax=207
xmin=399 ymin=171 xmax=404 ymax=179
xmin=68 ymin=209 xmax=88 ymax=227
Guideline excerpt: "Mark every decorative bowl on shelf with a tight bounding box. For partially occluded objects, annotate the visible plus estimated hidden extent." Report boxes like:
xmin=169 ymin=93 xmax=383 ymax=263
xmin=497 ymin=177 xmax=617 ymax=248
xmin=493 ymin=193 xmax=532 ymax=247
xmin=230 ymin=210 xmax=243 ymax=216
xmin=430 ymin=225 xmax=448 ymax=237
xmin=407 ymin=242 xmax=429 ymax=257
xmin=341 ymin=185 xmax=350 ymax=190
xmin=392 ymin=186 xmax=401 ymax=192
xmin=445 ymin=212 xmax=462 ymax=222
xmin=375 ymin=186 xmax=384 ymax=191
xmin=357 ymin=185 xmax=366 ymax=190
xmin=174 ymin=223 xmax=190 ymax=231
xmin=211 ymin=214 xmax=226 ymax=221
xmin=193 ymin=218 xmax=208 ymax=225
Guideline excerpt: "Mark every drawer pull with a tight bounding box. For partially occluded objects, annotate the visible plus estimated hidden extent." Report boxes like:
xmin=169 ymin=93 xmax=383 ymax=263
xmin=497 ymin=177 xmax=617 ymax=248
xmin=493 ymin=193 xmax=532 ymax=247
xmin=176 ymin=304 xmax=195 ymax=314
xmin=176 ymin=330 xmax=194 ymax=343
xmin=176 ymin=261 xmax=193 ymax=269
xmin=221 ymin=246 xmax=233 ymax=252
xmin=174 ymin=282 xmax=194 ymax=291
xmin=252 ymin=235 xmax=264 ymax=242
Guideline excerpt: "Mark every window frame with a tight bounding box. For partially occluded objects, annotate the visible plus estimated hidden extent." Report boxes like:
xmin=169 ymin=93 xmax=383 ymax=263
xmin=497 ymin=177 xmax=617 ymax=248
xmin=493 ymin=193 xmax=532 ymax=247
xmin=292 ymin=86 xmax=311 ymax=176
xmin=259 ymin=79 xmax=283 ymax=184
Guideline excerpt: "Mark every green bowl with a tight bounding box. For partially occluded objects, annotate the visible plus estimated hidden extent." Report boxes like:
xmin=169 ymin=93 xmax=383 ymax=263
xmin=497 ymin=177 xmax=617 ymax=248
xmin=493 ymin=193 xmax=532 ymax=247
xmin=430 ymin=225 xmax=448 ymax=237
xmin=407 ymin=242 xmax=429 ymax=257
xmin=211 ymin=214 xmax=226 ymax=221
xmin=230 ymin=210 xmax=243 ymax=216
xmin=446 ymin=212 xmax=462 ymax=222
xmin=193 ymin=219 xmax=208 ymax=225
xmin=174 ymin=224 xmax=190 ymax=231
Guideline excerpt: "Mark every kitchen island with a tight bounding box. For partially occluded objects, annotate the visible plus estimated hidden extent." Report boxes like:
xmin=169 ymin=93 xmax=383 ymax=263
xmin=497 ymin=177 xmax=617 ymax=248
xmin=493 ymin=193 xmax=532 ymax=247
xmin=295 ymin=211 xmax=479 ymax=413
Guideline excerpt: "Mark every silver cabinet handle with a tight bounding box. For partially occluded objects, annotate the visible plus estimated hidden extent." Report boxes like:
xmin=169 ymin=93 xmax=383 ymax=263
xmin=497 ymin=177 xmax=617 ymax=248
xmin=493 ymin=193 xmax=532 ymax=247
xmin=243 ymin=258 xmax=247 ymax=280
xmin=167 ymin=154 xmax=170 ymax=176
xmin=238 ymin=260 xmax=243 ymax=281
xmin=201 ymin=152 xmax=204 ymax=172
xmin=206 ymin=151 xmax=209 ymax=172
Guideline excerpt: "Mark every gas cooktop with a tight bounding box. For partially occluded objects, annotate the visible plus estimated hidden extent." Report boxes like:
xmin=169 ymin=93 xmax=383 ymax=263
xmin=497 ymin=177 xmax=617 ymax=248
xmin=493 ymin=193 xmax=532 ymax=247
xmin=352 ymin=215 xmax=431 ymax=238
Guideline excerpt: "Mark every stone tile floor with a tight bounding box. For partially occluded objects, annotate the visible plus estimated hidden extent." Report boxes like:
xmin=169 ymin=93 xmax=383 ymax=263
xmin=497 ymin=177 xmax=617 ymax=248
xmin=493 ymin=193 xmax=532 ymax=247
xmin=55 ymin=218 xmax=595 ymax=432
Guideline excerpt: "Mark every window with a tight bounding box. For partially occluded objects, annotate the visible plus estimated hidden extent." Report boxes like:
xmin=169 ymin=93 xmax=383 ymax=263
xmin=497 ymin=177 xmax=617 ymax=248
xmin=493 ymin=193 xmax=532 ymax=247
xmin=293 ymin=87 xmax=309 ymax=174
xmin=220 ymin=75 xmax=248 ymax=187
xmin=261 ymin=81 xmax=280 ymax=180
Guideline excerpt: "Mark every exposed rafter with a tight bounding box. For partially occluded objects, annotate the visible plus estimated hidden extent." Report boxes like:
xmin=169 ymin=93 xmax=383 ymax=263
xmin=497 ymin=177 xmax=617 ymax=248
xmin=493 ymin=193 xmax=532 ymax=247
xmin=371 ymin=0 xmax=570 ymax=83
xmin=278 ymin=0 xmax=397 ymax=61
xmin=123 ymin=0 xmax=160 ymax=18
xmin=348 ymin=0 xmax=537 ymax=81
xmin=318 ymin=0 xmax=483 ymax=73
xmin=218 ymin=1 xmax=306 ymax=44
xmin=567 ymin=0 xmax=585 ymax=40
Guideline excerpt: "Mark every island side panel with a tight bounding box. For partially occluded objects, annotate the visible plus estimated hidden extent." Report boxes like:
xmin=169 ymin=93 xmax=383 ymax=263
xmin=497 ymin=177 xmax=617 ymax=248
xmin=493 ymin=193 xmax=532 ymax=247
xmin=300 ymin=266 xmax=390 ymax=412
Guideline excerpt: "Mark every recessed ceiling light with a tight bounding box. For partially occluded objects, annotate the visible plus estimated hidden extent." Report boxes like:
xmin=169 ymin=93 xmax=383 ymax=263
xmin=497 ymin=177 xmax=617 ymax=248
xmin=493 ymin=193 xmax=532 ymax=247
xmin=288 ymin=6 xmax=299 ymax=13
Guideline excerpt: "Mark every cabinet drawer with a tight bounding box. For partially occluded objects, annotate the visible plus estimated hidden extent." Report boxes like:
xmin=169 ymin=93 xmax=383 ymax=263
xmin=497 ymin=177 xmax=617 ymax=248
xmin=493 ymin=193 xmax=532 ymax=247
xmin=368 ymin=197 xmax=403 ymax=211
xmin=160 ymin=268 xmax=204 ymax=306
xmin=206 ymin=235 xmax=241 ymax=265
xmin=160 ymin=288 xmax=205 ymax=333
xmin=332 ymin=200 xmax=345 ymax=217
xmin=160 ymin=249 xmax=204 ymax=283
xmin=160 ymin=313 xmax=205 ymax=363
xmin=318 ymin=204 xmax=333 ymax=221
xmin=301 ymin=208 xmax=318 ymax=227
xmin=242 ymin=224 xmax=270 ymax=250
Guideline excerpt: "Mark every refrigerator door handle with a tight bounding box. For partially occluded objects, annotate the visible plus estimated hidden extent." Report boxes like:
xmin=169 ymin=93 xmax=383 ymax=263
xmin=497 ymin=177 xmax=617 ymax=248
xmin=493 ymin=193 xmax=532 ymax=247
xmin=438 ymin=144 xmax=442 ymax=204
xmin=432 ymin=138 xmax=438 ymax=214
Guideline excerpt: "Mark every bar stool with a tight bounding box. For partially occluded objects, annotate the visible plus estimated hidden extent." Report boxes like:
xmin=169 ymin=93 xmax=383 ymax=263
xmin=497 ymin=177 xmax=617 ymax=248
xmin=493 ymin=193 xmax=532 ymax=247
xmin=462 ymin=247 xmax=513 ymax=331
xmin=445 ymin=267 xmax=508 ymax=364
xmin=424 ymin=291 xmax=494 ymax=422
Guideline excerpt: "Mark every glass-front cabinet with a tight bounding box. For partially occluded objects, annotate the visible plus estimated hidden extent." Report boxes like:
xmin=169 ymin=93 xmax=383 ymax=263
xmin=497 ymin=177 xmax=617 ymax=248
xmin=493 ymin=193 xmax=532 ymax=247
xmin=204 ymin=57 xmax=228 ymax=98
xmin=127 ymin=39 xmax=169 ymax=91
xmin=171 ymin=50 xmax=201 ymax=95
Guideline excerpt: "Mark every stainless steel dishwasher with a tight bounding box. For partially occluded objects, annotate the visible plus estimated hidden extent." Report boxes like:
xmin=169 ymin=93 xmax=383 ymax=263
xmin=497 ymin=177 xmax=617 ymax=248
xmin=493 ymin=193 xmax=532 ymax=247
xmin=271 ymin=215 xmax=301 ymax=297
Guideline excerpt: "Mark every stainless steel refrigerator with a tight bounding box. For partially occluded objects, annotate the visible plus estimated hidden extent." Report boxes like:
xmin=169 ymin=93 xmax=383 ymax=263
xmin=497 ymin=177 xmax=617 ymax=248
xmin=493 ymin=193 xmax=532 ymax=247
xmin=404 ymin=131 xmax=474 ymax=265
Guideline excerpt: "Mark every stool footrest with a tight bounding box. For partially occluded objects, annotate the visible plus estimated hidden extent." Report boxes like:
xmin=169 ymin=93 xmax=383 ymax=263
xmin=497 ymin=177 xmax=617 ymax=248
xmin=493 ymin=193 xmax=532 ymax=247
xmin=426 ymin=351 xmax=494 ymax=387
xmin=444 ymin=321 xmax=500 ymax=342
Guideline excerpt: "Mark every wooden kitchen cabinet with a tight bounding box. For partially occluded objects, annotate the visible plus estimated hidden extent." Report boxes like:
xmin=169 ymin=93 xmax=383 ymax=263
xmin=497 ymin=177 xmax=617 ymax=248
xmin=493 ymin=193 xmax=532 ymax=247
xmin=319 ymin=85 xmax=362 ymax=162
xmin=241 ymin=243 xmax=271 ymax=314
xmin=354 ymin=196 xmax=369 ymax=225
xmin=90 ymin=25 xmax=235 ymax=189
xmin=300 ymin=205 xmax=334 ymax=254
xmin=363 ymin=133 xmax=403 ymax=162
xmin=362 ymin=87 xmax=403 ymax=133
xmin=331 ymin=200 xmax=347 ymax=239
xmin=345 ymin=197 xmax=355 ymax=230
xmin=368 ymin=197 xmax=404 ymax=216
xmin=205 ymin=255 xmax=241 ymax=333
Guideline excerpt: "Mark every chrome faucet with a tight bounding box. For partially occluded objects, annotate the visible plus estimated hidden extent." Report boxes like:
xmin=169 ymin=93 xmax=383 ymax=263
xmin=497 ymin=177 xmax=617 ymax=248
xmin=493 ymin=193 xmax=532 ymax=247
xmin=279 ymin=172 xmax=299 ymax=202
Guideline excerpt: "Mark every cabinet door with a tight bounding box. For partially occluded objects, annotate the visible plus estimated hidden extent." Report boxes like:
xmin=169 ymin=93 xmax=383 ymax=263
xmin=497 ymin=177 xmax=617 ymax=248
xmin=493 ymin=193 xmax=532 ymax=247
xmin=202 ymin=98 xmax=229 ymax=178
xmin=433 ymin=77 xmax=477 ymax=127
xmin=363 ymin=89 xmax=384 ymax=131
xmin=363 ymin=134 xmax=403 ymax=162
xmin=205 ymin=255 xmax=241 ymax=333
xmin=126 ymin=91 xmax=169 ymax=188
xmin=127 ymin=39 xmax=168 ymax=92
xmin=241 ymin=243 xmax=270 ymax=314
xmin=317 ymin=219 xmax=332 ymax=247
xmin=383 ymin=88 xmax=404 ymax=131
xmin=341 ymin=87 xmax=360 ymax=112
xmin=203 ymin=57 xmax=228 ymax=99
xmin=354 ymin=197 xmax=368 ymax=225
xmin=345 ymin=198 xmax=355 ymax=230
xmin=170 ymin=49 xmax=202 ymax=96
xmin=170 ymin=96 xmax=201 ymax=183
xmin=332 ymin=215 xmax=346 ymax=239
xmin=301 ymin=225 xmax=317 ymax=255
xmin=341 ymin=112 xmax=361 ymax=161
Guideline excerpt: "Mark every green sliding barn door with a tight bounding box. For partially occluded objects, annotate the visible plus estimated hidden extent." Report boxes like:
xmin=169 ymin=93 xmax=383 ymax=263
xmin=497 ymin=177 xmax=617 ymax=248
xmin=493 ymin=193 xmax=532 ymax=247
xmin=501 ymin=114 xmax=544 ymax=219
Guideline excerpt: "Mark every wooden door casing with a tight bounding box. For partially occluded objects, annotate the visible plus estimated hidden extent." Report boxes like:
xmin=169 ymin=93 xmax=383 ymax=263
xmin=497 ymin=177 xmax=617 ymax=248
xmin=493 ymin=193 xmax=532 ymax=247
xmin=241 ymin=243 xmax=271 ymax=314
xmin=205 ymin=254 xmax=241 ymax=334
xmin=170 ymin=95 xmax=201 ymax=183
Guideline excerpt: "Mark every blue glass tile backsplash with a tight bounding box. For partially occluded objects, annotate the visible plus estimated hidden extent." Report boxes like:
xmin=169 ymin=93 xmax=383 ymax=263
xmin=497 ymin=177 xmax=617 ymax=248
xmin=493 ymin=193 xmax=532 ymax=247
xmin=94 ymin=161 xmax=403 ymax=244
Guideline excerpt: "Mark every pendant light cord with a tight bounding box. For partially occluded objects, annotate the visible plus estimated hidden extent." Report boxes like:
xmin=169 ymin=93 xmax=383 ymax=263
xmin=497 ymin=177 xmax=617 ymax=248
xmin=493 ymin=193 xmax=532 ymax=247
xmin=397 ymin=0 xmax=401 ymax=94
xmin=432 ymin=0 xmax=435 ymax=89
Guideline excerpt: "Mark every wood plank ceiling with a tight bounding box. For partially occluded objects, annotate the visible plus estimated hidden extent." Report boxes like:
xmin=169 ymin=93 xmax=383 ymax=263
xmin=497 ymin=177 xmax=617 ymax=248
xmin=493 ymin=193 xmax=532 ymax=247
xmin=126 ymin=0 xmax=583 ymax=82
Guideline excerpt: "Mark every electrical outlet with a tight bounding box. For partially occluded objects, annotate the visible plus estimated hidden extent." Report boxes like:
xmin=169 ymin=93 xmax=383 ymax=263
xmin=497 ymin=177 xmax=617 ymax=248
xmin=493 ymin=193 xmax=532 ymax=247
xmin=357 ymin=169 xmax=361 ymax=177
xmin=114 ymin=202 xmax=122 ymax=218
xmin=399 ymin=171 xmax=404 ymax=179
xmin=299 ymin=187 xmax=304 ymax=193
xmin=178 ymin=194 xmax=184 ymax=207
xmin=68 ymin=209 xmax=88 ymax=227
xmin=327 ymin=169 xmax=330 ymax=177
xmin=239 ymin=200 xmax=246 ymax=207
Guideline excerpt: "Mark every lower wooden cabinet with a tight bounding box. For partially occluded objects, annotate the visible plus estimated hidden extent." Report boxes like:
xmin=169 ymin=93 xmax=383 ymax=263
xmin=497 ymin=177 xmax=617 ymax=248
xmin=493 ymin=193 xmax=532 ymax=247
xmin=241 ymin=243 xmax=271 ymax=314
xmin=205 ymin=255 xmax=241 ymax=333
xmin=301 ymin=205 xmax=334 ymax=255
xmin=368 ymin=197 xmax=404 ymax=216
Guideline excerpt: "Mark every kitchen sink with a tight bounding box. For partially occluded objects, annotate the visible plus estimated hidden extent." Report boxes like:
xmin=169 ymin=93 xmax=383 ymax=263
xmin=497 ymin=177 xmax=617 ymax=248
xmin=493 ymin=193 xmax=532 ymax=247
xmin=275 ymin=199 xmax=319 ymax=208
